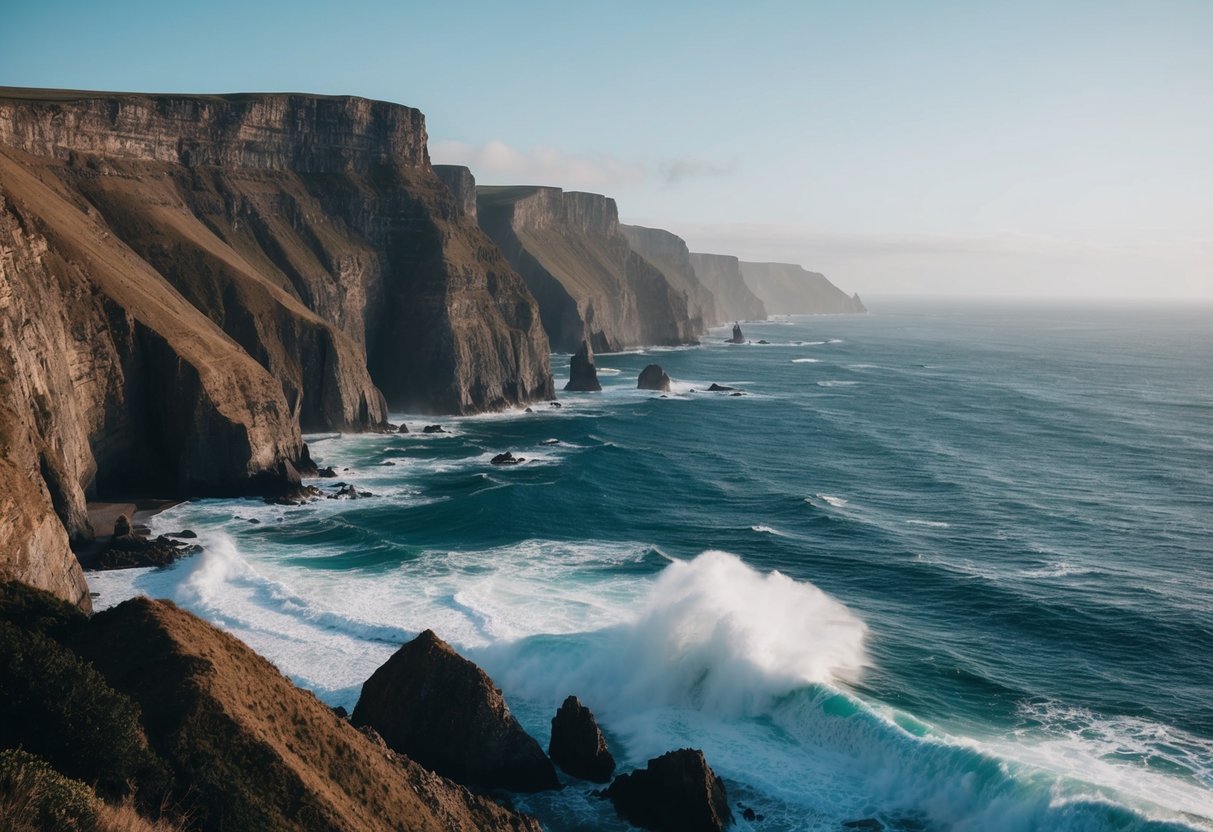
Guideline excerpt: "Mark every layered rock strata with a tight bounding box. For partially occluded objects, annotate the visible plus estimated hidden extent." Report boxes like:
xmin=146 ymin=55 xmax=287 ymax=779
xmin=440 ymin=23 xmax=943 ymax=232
xmin=621 ymin=224 xmax=716 ymax=331
xmin=477 ymin=185 xmax=699 ymax=353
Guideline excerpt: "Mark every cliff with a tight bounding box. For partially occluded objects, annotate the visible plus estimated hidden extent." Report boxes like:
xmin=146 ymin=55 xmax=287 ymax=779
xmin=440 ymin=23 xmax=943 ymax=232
xmin=0 ymin=585 xmax=540 ymax=832
xmin=688 ymin=252 xmax=768 ymax=322
xmin=476 ymin=186 xmax=699 ymax=353
xmin=621 ymin=224 xmax=717 ymax=330
xmin=739 ymin=260 xmax=866 ymax=314
xmin=0 ymin=88 xmax=555 ymax=605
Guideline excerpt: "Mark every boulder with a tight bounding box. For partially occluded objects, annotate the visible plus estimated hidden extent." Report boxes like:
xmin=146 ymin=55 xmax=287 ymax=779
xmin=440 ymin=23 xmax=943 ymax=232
xmin=548 ymin=695 xmax=614 ymax=782
xmin=605 ymin=748 xmax=732 ymax=832
xmin=351 ymin=629 xmax=558 ymax=792
xmin=706 ymin=384 xmax=736 ymax=392
xmin=397 ymin=423 xmax=410 ymax=434
xmin=422 ymin=425 xmax=446 ymax=434
xmin=491 ymin=452 xmax=525 ymax=466
xmin=728 ymin=323 xmax=745 ymax=344
xmin=113 ymin=514 xmax=132 ymax=538
xmin=638 ymin=364 xmax=672 ymax=392
xmin=564 ymin=340 xmax=602 ymax=392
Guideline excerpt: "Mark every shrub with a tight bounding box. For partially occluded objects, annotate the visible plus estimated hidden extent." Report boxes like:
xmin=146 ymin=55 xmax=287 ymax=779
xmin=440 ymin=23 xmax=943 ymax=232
xmin=0 ymin=580 xmax=87 ymax=639
xmin=0 ymin=621 xmax=169 ymax=800
xmin=0 ymin=748 xmax=99 ymax=831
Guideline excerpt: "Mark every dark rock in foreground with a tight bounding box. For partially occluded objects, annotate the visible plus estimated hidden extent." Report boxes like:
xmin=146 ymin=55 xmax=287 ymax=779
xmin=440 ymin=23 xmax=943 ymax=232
xmin=564 ymin=340 xmax=602 ymax=392
xmin=728 ymin=323 xmax=745 ymax=344
xmin=606 ymin=748 xmax=732 ymax=832
xmin=549 ymin=695 xmax=615 ymax=783
xmin=352 ymin=629 xmax=559 ymax=792
xmin=491 ymin=452 xmax=525 ymax=465
xmin=423 ymin=424 xmax=447 ymax=434
xmin=638 ymin=364 xmax=672 ymax=392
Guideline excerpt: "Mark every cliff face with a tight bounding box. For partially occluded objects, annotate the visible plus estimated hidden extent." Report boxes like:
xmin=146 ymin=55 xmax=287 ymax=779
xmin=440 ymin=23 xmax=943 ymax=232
xmin=0 ymin=89 xmax=552 ymax=416
xmin=476 ymin=186 xmax=699 ymax=353
xmin=0 ymin=88 xmax=555 ymax=606
xmin=689 ymin=253 xmax=768 ymax=322
xmin=621 ymin=224 xmax=716 ymax=330
xmin=739 ymin=261 xmax=866 ymax=314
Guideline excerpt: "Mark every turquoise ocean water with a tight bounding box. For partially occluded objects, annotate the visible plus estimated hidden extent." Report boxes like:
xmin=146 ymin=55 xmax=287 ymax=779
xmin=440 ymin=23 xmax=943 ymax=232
xmin=91 ymin=300 xmax=1213 ymax=831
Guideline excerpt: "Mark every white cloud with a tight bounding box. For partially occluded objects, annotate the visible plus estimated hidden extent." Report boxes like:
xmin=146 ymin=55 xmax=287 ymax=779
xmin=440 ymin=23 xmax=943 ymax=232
xmin=657 ymin=156 xmax=740 ymax=184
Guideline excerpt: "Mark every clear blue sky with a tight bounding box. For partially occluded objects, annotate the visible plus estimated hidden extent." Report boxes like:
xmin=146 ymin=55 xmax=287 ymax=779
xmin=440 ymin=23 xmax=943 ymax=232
xmin=4 ymin=0 xmax=1210 ymax=298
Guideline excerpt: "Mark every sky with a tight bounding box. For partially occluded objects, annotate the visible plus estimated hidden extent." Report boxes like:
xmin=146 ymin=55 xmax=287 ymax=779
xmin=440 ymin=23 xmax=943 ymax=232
xmin=3 ymin=0 xmax=1211 ymax=299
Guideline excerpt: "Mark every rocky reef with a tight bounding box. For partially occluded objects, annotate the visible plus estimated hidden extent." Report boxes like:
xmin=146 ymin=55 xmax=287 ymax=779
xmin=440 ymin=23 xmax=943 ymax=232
xmin=739 ymin=260 xmax=866 ymax=314
xmin=621 ymin=224 xmax=716 ymax=331
xmin=476 ymin=185 xmax=700 ymax=353
xmin=605 ymin=748 xmax=733 ymax=832
xmin=688 ymin=252 xmax=768 ymax=322
xmin=549 ymin=695 xmax=615 ymax=782
xmin=0 ymin=87 xmax=556 ymax=605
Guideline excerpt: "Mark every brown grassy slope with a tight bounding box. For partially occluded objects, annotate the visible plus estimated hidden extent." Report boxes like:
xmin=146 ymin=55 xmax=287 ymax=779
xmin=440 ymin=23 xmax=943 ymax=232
xmin=71 ymin=598 xmax=540 ymax=832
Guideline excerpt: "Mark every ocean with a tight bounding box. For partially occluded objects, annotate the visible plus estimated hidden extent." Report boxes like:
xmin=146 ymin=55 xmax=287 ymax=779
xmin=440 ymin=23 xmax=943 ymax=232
xmin=90 ymin=300 xmax=1213 ymax=831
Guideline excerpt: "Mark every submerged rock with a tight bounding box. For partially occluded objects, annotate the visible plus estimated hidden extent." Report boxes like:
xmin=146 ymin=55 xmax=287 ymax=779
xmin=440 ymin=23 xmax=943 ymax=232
xmin=491 ymin=452 xmax=525 ymax=465
xmin=728 ymin=323 xmax=745 ymax=344
xmin=605 ymin=748 xmax=732 ymax=832
xmin=638 ymin=364 xmax=672 ymax=392
xmin=549 ymin=695 xmax=615 ymax=783
xmin=707 ymin=383 xmax=736 ymax=392
xmin=351 ymin=629 xmax=559 ymax=792
xmin=422 ymin=424 xmax=446 ymax=434
xmin=564 ymin=340 xmax=603 ymax=392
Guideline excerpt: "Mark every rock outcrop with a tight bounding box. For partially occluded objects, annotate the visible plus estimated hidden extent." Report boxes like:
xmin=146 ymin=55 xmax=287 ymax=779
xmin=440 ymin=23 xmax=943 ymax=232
xmin=477 ymin=186 xmax=699 ymax=352
xmin=351 ymin=629 xmax=559 ymax=793
xmin=638 ymin=364 xmax=672 ymax=392
xmin=61 ymin=596 xmax=540 ymax=832
xmin=564 ymin=339 xmax=602 ymax=392
xmin=548 ymin=695 xmax=614 ymax=783
xmin=688 ymin=253 xmax=767 ymax=322
xmin=621 ymin=224 xmax=716 ymax=332
xmin=739 ymin=261 xmax=866 ymax=314
xmin=605 ymin=748 xmax=732 ymax=832
xmin=729 ymin=323 xmax=746 ymax=344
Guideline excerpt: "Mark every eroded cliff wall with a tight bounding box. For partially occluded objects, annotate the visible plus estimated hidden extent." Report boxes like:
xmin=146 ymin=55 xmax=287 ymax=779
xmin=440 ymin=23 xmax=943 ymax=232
xmin=688 ymin=253 xmax=768 ymax=323
xmin=739 ymin=260 xmax=866 ymax=314
xmin=476 ymin=186 xmax=699 ymax=353
xmin=621 ymin=224 xmax=716 ymax=331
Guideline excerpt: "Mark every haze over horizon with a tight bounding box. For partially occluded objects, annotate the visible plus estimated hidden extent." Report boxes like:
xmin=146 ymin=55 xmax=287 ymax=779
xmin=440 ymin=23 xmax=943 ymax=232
xmin=3 ymin=0 xmax=1210 ymax=299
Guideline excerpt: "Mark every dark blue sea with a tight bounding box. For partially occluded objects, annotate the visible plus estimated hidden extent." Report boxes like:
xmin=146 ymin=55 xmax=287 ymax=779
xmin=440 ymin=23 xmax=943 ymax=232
xmin=93 ymin=300 xmax=1213 ymax=831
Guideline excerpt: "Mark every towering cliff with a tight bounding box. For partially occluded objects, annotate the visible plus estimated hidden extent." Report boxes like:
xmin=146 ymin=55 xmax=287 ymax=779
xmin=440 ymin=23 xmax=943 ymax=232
xmin=620 ymin=224 xmax=716 ymax=331
xmin=688 ymin=252 xmax=768 ymax=322
xmin=476 ymin=186 xmax=699 ymax=353
xmin=0 ymin=88 xmax=555 ymax=606
xmin=739 ymin=260 xmax=866 ymax=314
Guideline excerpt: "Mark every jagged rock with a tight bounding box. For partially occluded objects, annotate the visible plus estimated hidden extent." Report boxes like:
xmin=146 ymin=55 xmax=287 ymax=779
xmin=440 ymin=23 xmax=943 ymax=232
xmin=564 ymin=340 xmax=603 ymax=392
xmin=316 ymin=466 xmax=338 ymax=478
xmin=96 ymin=534 xmax=195 ymax=570
xmin=329 ymin=484 xmax=372 ymax=499
xmin=113 ymin=514 xmax=132 ymax=537
xmin=605 ymin=748 xmax=732 ymax=832
xmin=490 ymin=452 xmax=525 ymax=466
xmin=550 ymin=401 xmax=562 ymax=408
xmin=71 ymin=597 xmax=541 ymax=831
xmin=638 ymin=364 xmax=672 ymax=392
xmin=351 ymin=629 xmax=559 ymax=793
xmin=707 ymin=384 xmax=737 ymax=392
xmin=549 ymin=695 xmax=614 ymax=783
xmin=728 ymin=323 xmax=746 ymax=344
xmin=423 ymin=425 xmax=447 ymax=434
xmin=398 ymin=423 xmax=410 ymax=433
xmin=165 ymin=530 xmax=197 ymax=539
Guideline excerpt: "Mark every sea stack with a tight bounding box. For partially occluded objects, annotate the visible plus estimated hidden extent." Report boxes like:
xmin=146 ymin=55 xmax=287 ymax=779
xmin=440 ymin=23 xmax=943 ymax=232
xmin=605 ymin=748 xmax=732 ymax=832
xmin=351 ymin=629 xmax=559 ymax=792
xmin=565 ymin=340 xmax=603 ymax=392
xmin=638 ymin=364 xmax=672 ymax=392
xmin=729 ymin=323 xmax=745 ymax=344
xmin=548 ymin=695 xmax=615 ymax=782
